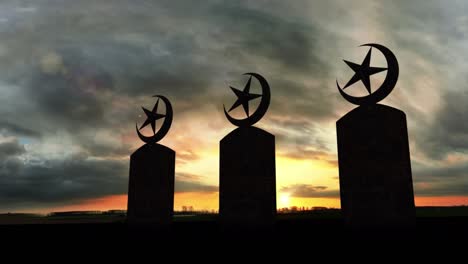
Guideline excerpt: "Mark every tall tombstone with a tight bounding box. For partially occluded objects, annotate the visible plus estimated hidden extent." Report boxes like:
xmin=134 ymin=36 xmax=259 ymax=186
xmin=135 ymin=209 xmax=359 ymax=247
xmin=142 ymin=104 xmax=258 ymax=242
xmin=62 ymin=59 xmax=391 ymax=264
xmin=127 ymin=95 xmax=175 ymax=225
xmin=220 ymin=73 xmax=276 ymax=226
xmin=335 ymin=43 xmax=415 ymax=227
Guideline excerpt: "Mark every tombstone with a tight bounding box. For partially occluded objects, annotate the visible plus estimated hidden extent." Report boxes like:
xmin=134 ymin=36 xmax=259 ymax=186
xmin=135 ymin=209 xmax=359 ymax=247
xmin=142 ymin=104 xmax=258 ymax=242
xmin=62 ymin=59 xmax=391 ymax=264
xmin=219 ymin=73 xmax=276 ymax=226
xmin=127 ymin=95 xmax=175 ymax=225
xmin=335 ymin=44 xmax=415 ymax=227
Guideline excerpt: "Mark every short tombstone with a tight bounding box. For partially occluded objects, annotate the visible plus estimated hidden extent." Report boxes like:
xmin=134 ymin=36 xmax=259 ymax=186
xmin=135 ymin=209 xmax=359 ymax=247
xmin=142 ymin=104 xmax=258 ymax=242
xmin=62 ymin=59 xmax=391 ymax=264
xmin=127 ymin=95 xmax=175 ymax=225
xmin=219 ymin=73 xmax=276 ymax=226
xmin=335 ymin=44 xmax=415 ymax=227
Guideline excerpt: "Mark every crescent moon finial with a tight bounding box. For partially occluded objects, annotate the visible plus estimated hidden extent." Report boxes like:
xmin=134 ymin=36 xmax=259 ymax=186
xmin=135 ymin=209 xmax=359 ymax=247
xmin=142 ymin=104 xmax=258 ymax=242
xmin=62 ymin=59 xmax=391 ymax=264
xmin=136 ymin=95 xmax=173 ymax=144
xmin=336 ymin=43 xmax=399 ymax=105
xmin=224 ymin=72 xmax=271 ymax=127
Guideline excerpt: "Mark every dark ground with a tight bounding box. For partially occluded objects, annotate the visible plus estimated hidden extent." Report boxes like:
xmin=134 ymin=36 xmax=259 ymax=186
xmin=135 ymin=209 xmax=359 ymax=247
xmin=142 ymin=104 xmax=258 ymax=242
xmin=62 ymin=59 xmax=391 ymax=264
xmin=1 ymin=207 xmax=467 ymax=247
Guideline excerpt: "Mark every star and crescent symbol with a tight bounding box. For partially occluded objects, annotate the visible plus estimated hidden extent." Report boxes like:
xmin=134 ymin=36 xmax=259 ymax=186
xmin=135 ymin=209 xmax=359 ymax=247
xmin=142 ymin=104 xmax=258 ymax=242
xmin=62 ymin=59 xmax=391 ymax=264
xmin=139 ymin=98 xmax=166 ymax=134
xmin=337 ymin=43 xmax=399 ymax=106
xmin=136 ymin=95 xmax=173 ymax=144
xmin=227 ymin=76 xmax=262 ymax=117
xmin=342 ymin=47 xmax=387 ymax=95
xmin=224 ymin=73 xmax=271 ymax=127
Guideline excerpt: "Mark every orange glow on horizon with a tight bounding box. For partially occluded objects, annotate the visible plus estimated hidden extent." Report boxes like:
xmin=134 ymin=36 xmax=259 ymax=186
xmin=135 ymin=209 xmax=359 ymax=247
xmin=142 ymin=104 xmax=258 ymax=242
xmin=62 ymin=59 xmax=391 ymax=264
xmin=35 ymin=194 xmax=468 ymax=214
xmin=47 ymin=192 xmax=220 ymax=213
xmin=415 ymin=196 xmax=468 ymax=206
xmin=48 ymin=195 xmax=128 ymax=213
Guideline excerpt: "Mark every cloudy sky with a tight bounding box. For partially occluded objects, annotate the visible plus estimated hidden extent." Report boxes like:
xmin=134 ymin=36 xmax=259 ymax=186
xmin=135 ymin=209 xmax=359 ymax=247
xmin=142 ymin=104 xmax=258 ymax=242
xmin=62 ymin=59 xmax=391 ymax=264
xmin=0 ymin=0 xmax=467 ymax=213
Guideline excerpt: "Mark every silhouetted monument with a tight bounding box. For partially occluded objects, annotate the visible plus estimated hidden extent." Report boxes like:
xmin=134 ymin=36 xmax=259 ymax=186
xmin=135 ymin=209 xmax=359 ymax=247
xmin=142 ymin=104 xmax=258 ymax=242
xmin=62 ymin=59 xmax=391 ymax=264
xmin=220 ymin=73 xmax=276 ymax=225
xmin=127 ymin=95 xmax=175 ymax=225
xmin=336 ymin=44 xmax=415 ymax=227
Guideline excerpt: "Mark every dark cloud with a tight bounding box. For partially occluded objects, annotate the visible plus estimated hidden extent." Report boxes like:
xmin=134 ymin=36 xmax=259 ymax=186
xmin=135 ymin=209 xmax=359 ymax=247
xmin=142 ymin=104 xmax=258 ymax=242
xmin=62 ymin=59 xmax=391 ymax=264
xmin=0 ymin=151 xmax=128 ymax=211
xmin=27 ymin=59 xmax=111 ymax=131
xmin=280 ymin=184 xmax=339 ymax=198
xmin=209 ymin=2 xmax=326 ymax=74
xmin=0 ymin=139 xmax=25 ymax=180
xmin=0 ymin=143 xmax=217 ymax=211
xmin=209 ymin=3 xmax=339 ymax=124
xmin=414 ymin=170 xmax=468 ymax=197
xmin=175 ymin=172 xmax=218 ymax=193
xmin=383 ymin=0 xmax=467 ymax=52
xmin=0 ymin=0 xmax=335 ymax=137
xmin=64 ymin=40 xmax=215 ymax=101
xmin=417 ymin=90 xmax=468 ymax=159
xmin=0 ymin=139 xmax=25 ymax=159
xmin=269 ymin=78 xmax=338 ymax=122
xmin=80 ymin=140 xmax=132 ymax=158
xmin=0 ymin=121 xmax=41 ymax=138
xmin=415 ymin=182 xmax=468 ymax=197
xmin=414 ymin=163 xmax=468 ymax=182
xmin=271 ymin=118 xmax=336 ymax=162
xmin=175 ymin=181 xmax=218 ymax=193
xmin=412 ymin=162 xmax=468 ymax=197
xmin=272 ymin=119 xmax=328 ymax=147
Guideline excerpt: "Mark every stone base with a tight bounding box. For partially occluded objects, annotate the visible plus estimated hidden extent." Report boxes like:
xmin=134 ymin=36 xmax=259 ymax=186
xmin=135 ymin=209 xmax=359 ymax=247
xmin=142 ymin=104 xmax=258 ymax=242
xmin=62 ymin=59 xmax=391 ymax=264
xmin=219 ymin=126 xmax=276 ymax=226
xmin=337 ymin=104 xmax=415 ymax=227
xmin=127 ymin=143 xmax=175 ymax=225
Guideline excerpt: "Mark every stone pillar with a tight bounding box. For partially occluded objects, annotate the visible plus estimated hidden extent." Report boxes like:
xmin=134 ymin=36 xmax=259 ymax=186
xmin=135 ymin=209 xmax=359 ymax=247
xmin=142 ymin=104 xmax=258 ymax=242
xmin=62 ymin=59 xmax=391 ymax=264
xmin=337 ymin=104 xmax=415 ymax=227
xmin=127 ymin=143 xmax=175 ymax=225
xmin=219 ymin=126 xmax=276 ymax=225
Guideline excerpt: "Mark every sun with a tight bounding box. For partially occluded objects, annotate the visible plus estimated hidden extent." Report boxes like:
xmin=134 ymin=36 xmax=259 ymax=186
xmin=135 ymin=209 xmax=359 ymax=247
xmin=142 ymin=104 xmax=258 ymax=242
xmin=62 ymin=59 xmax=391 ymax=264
xmin=279 ymin=193 xmax=290 ymax=208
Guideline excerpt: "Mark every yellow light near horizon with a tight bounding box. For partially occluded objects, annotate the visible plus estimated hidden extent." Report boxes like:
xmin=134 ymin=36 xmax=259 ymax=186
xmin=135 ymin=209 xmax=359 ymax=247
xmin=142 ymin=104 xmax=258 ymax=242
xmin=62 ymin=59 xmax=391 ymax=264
xmin=278 ymin=193 xmax=290 ymax=208
xmin=289 ymin=197 xmax=341 ymax=209
xmin=177 ymin=150 xmax=219 ymax=186
xmin=276 ymin=156 xmax=339 ymax=191
xmin=174 ymin=192 xmax=219 ymax=211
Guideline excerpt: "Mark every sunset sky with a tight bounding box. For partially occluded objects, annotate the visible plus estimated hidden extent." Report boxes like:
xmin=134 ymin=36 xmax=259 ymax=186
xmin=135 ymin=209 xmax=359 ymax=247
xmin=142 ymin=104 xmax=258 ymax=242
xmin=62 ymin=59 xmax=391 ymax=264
xmin=0 ymin=0 xmax=467 ymax=213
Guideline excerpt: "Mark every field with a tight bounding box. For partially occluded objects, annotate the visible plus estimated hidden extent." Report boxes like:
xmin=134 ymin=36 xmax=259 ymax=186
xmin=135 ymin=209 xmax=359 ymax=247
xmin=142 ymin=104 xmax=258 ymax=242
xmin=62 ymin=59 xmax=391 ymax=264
xmin=1 ymin=207 xmax=467 ymax=246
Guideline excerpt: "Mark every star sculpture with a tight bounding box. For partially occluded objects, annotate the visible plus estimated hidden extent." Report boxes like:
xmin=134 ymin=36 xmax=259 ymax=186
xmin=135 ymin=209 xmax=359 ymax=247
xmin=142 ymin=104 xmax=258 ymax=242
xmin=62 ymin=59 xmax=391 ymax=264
xmin=227 ymin=76 xmax=262 ymax=117
xmin=342 ymin=48 xmax=387 ymax=94
xmin=139 ymin=99 xmax=165 ymax=134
